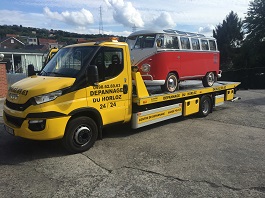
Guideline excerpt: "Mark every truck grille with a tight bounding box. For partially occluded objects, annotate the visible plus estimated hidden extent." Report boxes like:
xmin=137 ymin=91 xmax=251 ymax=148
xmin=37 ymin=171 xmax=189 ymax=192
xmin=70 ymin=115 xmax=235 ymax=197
xmin=4 ymin=112 xmax=25 ymax=127
xmin=5 ymin=99 xmax=32 ymax=111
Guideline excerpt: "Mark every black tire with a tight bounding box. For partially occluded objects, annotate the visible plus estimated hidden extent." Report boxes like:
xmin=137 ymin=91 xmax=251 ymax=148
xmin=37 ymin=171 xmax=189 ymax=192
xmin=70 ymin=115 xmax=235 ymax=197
xmin=62 ymin=117 xmax=98 ymax=153
xmin=162 ymin=73 xmax=178 ymax=92
xmin=198 ymin=95 xmax=212 ymax=117
xmin=202 ymin=72 xmax=215 ymax=87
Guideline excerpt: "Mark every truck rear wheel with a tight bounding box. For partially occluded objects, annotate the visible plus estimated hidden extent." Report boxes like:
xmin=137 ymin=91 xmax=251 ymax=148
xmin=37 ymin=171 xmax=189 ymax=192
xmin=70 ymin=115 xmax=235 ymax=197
xmin=202 ymin=72 xmax=215 ymax=87
xmin=62 ymin=117 xmax=98 ymax=153
xmin=162 ymin=73 xmax=178 ymax=92
xmin=198 ymin=95 xmax=212 ymax=117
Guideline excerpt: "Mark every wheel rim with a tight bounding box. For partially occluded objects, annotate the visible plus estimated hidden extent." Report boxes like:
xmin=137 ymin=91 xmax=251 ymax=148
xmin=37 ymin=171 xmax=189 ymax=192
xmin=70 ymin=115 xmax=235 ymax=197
xmin=207 ymin=72 xmax=215 ymax=86
xmin=202 ymin=100 xmax=210 ymax=114
xmin=74 ymin=125 xmax=92 ymax=146
xmin=167 ymin=75 xmax=178 ymax=92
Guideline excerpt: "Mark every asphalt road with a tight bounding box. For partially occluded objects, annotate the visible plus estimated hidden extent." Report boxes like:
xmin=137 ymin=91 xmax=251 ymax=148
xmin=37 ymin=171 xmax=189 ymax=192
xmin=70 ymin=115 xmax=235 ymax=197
xmin=0 ymin=90 xmax=265 ymax=198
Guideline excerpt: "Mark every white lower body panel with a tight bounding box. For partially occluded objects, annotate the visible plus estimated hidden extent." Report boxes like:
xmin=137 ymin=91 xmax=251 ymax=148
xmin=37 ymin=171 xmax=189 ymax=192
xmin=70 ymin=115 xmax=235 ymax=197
xmin=215 ymin=94 xmax=224 ymax=107
xmin=132 ymin=103 xmax=182 ymax=129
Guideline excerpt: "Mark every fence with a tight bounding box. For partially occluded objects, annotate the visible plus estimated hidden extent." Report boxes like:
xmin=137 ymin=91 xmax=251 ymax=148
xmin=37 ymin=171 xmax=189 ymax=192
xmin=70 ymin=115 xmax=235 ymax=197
xmin=220 ymin=67 xmax=265 ymax=89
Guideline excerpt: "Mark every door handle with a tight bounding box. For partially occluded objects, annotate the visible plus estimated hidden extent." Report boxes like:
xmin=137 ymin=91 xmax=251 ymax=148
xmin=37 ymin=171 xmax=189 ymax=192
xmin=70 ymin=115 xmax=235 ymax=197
xmin=123 ymin=84 xmax=128 ymax=94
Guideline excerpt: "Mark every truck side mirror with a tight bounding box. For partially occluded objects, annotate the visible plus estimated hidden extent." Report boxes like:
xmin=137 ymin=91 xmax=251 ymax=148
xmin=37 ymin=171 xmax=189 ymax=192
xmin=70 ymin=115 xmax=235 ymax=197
xmin=28 ymin=64 xmax=35 ymax=76
xmin=87 ymin=65 xmax=99 ymax=86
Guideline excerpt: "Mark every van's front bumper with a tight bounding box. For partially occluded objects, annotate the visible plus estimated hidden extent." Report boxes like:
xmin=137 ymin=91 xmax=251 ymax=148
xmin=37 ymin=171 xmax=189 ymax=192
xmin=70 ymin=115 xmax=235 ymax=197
xmin=218 ymin=70 xmax=222 ymax=78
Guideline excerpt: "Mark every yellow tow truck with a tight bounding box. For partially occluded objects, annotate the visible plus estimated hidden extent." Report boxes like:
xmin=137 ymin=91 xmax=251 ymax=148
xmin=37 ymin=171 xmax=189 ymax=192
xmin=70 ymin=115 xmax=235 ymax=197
xmin=44 ymin=47 xmax=58 ymax=65
xmin=3 ymin=38 xmax=240 ymax=153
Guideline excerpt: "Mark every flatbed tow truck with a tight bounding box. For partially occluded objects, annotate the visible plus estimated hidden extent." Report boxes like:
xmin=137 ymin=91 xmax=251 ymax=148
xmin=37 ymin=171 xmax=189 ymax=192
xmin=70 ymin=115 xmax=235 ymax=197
xmin=3 ymin=38 xmax=240 ymax=153
xmin=131 ymin=80 xmax=239 ymax=129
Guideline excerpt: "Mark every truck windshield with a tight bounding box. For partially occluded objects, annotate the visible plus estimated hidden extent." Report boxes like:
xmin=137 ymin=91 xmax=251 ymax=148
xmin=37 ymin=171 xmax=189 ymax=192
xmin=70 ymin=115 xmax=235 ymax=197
xmin=40 ymin=46 xmax=96 ymax=77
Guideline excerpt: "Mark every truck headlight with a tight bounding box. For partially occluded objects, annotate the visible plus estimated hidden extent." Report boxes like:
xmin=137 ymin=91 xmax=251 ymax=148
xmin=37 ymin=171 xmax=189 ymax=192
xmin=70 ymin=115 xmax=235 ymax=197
xmin=34 ymin=90 xmax=62 ymax=104
xmin=141 ymin=64 xmax=151 ymax=73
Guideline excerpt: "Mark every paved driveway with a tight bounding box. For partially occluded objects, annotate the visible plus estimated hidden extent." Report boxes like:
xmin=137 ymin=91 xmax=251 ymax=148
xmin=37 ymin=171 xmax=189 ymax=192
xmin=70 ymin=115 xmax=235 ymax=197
xmin=0 ymin=90 xmax=265 ymax=197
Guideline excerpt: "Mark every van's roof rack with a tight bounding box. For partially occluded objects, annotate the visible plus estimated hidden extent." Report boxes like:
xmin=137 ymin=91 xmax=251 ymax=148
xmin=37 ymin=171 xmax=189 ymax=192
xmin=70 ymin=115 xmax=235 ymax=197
xmin=163 ymin=29 xmax=205 ymax=37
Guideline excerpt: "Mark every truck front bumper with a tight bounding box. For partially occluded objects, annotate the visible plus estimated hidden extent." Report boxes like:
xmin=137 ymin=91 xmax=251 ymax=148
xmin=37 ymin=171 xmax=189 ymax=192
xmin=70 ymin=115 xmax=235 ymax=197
xmin=4 ymin=112 xmax=70 ymax=140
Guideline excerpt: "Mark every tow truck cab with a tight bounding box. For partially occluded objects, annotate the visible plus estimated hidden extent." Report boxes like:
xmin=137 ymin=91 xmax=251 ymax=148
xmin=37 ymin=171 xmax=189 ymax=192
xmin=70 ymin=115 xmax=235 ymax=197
xmin=4 ymin=39 xmax=133 ymax=152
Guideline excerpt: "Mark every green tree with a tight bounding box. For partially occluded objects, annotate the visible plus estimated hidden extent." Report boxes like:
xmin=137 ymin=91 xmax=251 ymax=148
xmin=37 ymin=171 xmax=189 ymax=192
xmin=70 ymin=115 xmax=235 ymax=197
xmin=213 ymin=11 xmax=244 ymax=71
xmin=243 ymin=0 xmax=265 ymax=69
xmin=244 ymin=0 xmax=265 ymax=42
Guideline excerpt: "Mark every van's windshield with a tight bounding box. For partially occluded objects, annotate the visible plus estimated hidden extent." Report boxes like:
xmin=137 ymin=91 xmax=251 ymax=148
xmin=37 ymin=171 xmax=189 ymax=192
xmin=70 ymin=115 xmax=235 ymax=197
xmin=40 ymin=46 xmax=97 ymax=78
xmin=132 ymin=34 xmax=156 ymax=49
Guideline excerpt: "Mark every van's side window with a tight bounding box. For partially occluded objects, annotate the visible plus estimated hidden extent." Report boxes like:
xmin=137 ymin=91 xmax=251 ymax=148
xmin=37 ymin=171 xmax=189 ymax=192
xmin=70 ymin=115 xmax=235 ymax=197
xmin=91 ymin=47 xmax=124 ymax=81
xmin=164 ymin=35 xmax=179 ymax=49
xmin=201 ymin=40 xmax=209 ymax=50
xmin=180 ymin=37 xmax=191 ymax=49
xmin=209 ymin=40 xmax=217 ymax=51
xmin=191 ymin=38 xmax=200 ymax=50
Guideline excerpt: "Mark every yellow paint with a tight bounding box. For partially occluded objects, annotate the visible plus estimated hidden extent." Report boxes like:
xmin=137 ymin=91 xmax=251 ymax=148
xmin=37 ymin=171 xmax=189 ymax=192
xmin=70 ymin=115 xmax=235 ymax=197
xmin=226 ymin=89 xmax=234 ymax=101
xmin=132 ymin=71 xmax=149 ymax=98
xmin=3 ymin=114 xmax=69 ymax=140
xmin=8 ymin=76 xmax=75 ymax=104
xmin=183 ymin=98 xmax=199 ymax=116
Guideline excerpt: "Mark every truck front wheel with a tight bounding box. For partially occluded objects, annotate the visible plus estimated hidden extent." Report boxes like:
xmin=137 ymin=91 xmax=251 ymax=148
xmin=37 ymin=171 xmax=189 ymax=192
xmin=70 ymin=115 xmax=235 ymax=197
xmin=62 ymin=117 xmax=98 ymax=153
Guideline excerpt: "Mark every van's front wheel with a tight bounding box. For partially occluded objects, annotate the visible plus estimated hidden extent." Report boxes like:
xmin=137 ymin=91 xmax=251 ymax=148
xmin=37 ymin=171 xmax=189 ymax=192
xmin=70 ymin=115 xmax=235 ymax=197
xmin=202 ymin=72 xmax=216 ymax=87
xmin=162 ymin=73 xmax=178 ymax=92
xmin=62 ymin=117 xmax=98 ymax=153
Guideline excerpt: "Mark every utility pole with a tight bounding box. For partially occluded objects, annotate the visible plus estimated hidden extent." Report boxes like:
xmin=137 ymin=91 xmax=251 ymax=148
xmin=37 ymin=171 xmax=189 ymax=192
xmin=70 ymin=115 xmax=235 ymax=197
xmin=132 ymin=24 xmax=137 ymax=32
xmin=99 ymin=6 xmax=104 ymax=35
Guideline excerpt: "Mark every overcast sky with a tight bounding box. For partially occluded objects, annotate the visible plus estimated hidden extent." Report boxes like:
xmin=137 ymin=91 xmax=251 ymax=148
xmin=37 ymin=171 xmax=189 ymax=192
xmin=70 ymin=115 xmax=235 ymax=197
xmin=0 ymin=0 xmax=251 ymax=37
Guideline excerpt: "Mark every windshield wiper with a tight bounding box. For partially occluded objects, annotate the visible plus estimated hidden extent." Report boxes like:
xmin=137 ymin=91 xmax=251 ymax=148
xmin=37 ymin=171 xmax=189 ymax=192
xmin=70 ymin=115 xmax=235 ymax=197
xmin=41 ymin=70 xmax=61 ymax=76
xmin=45 ymin=71 xmax=61 ymax=76
xmin=40 ymin=70 xmax=48 ymax=75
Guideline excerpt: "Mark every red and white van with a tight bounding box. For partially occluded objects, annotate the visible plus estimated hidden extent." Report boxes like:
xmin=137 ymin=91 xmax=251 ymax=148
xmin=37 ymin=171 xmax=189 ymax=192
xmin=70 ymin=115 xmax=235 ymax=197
xmin=127 ymin=29 xmax=222 ymax=92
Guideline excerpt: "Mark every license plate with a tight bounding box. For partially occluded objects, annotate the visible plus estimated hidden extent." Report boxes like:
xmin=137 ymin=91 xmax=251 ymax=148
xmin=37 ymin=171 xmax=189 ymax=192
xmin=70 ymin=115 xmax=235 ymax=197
xmin=4 ymin=125 xmax=14 ymax=135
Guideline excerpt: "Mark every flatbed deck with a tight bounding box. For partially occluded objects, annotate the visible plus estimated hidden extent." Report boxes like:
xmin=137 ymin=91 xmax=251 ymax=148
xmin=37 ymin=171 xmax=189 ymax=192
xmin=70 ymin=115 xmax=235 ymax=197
xmin=133 ymin=81 xmax=240 ymax=105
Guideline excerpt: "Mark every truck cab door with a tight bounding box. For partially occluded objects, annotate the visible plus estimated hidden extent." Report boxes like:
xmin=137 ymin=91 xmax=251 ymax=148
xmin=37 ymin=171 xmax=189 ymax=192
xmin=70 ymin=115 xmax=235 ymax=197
xmin=87 ymin=47 xmax=130 ymax=125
